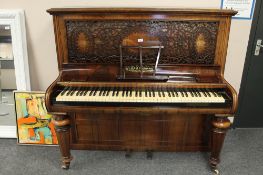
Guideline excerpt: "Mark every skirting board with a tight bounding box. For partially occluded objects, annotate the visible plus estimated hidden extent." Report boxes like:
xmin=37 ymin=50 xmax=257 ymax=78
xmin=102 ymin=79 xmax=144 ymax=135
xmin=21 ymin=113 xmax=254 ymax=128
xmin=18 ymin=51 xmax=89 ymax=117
xmin=0 ymin=126 xmax=17 ymax=138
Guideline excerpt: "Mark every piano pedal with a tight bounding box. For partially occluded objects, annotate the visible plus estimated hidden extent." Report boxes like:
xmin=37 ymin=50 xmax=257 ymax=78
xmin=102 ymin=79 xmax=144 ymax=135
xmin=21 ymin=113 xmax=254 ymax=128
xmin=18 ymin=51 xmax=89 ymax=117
xmin=125 ymin=149 xmax=132 ymax=158
xmin=146 ymin=150 xmax=153 ymax=160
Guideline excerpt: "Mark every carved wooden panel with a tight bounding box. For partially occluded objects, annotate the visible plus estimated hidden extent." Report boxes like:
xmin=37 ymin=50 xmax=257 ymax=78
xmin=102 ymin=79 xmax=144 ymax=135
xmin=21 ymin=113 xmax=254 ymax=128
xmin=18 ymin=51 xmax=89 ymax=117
xmin=66 ymin=20 xmax=219 ymax=65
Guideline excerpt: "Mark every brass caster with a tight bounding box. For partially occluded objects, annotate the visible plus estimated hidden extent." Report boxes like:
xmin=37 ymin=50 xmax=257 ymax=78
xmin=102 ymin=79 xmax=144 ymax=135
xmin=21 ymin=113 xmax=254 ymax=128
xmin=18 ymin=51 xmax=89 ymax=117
xmin=212 ymin=169 xmax=220 ymax=175
xmin=61 ymin=164 xmax=69 ymax=170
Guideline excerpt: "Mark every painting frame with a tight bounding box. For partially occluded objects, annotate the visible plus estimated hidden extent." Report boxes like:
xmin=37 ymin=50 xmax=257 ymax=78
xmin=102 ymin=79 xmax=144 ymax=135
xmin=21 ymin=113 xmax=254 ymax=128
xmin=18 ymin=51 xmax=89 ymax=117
xmin=14 ymin=91 xmax=58 ymax=146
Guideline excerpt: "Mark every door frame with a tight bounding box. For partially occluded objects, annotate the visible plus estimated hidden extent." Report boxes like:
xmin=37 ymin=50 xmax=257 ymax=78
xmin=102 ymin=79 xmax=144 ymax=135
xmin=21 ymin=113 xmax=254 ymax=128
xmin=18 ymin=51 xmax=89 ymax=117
xmin=0 ymin=9 xmax=31 ymax=138
xmin=233 ymin=0 xmax=263 ymax=128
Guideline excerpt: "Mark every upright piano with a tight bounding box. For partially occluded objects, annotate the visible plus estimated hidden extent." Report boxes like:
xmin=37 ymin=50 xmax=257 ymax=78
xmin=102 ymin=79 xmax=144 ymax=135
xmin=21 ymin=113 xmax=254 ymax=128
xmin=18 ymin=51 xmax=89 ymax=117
xmin=45 ymin=8 xmax=238 ymax=173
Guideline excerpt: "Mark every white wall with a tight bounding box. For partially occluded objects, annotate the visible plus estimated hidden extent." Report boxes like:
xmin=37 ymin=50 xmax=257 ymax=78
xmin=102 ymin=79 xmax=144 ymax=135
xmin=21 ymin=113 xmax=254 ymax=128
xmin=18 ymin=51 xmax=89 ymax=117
xmin=0 ymin=0 xmax=252 ymax=92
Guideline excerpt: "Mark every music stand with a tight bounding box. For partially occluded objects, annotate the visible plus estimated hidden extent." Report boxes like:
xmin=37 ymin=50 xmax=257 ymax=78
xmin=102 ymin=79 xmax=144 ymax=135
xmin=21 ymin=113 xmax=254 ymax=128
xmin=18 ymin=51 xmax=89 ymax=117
xmin=118 ymin=43 xmax=167 ymax=81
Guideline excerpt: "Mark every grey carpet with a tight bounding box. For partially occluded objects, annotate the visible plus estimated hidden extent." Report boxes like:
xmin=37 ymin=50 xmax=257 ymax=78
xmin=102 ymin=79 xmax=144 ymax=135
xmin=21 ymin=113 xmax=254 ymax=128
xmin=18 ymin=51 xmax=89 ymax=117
xmin=0 ymin=129 xmax=262 ymax=175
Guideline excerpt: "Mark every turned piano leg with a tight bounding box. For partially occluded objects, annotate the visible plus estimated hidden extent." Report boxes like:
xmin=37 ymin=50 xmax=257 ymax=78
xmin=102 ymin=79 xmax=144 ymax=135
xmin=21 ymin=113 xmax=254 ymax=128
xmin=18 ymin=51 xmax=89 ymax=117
xmin=209 ymin=116 xmax=231 ymax=174
xmin=52 ymin=114 xmax=73 ymax=169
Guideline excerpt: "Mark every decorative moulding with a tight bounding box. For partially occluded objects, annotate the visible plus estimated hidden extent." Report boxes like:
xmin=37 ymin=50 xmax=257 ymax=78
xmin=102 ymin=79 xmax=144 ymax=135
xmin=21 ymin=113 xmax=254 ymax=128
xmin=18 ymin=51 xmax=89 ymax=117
xmin=0 ymin=9 xmax=31 ymax=91
xmin=0 ymin=9 xmax=31 ymax=138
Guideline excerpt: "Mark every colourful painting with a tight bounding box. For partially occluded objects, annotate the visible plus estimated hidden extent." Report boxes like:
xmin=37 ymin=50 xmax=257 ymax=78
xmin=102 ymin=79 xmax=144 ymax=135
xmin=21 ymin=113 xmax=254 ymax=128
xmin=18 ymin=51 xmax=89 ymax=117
xmin=15 ymin=91 xmax=58 ymax=145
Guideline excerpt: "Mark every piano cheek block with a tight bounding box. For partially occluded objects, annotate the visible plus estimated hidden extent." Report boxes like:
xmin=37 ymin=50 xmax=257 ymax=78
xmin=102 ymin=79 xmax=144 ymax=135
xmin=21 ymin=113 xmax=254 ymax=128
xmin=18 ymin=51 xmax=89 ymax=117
xmin=45 ymin=8 xmax=237 ymax=174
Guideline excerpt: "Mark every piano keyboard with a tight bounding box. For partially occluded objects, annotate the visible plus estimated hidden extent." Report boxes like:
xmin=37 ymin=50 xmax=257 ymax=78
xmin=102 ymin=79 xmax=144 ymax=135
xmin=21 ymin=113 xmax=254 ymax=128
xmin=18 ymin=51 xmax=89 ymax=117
xmin=55 ymin=87 xmax=226 ymax=104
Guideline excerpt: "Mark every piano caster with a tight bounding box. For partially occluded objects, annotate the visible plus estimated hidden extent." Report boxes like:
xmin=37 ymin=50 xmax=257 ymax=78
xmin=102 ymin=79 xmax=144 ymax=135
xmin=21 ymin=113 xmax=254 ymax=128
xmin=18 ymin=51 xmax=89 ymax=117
xmin=60 ymin=156 xmax=73 ymax=170
xmin=146 ymin=150 xmax=153 ymax=160
xmin=125 ymin=149 xmax=132 ymax=158
xmin=212 ymin=168 xmax=220 ymax=175
xmin=61 ymin=164 xmax=70 ymax=170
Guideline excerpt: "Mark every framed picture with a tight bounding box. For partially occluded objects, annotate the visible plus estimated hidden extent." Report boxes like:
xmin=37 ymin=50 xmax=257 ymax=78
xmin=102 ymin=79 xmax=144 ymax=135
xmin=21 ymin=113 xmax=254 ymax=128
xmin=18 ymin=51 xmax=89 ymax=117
xmin=221 ymin=0 xmax=255 ymax=20
xmin=14 ymin=91 xmax=58 ymax=145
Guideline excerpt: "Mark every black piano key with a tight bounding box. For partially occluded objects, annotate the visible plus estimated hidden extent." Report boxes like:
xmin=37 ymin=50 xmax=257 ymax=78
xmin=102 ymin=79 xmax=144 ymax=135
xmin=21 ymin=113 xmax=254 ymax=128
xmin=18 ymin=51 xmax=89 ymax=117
xmin=129 ymin=87 xmax=132 ymax=97
xmin=83 ymin=87 xmax=88 ymax=96
xmin=98 ymin=87 xmax=103 ymax=96
xmin=66 ymin=87 xmax=73 ymax=96
xmin=122 ymin=87 xmax=125 ymax=97
xmin=200 ymin=89 xmax=207 ymax=97
xmin=173 ymin=88 xmax=179 ymax=97
xmin=102 ymin=87 xmax=105 ymax=95
xmin=204 ymin=88 xmax=211 ymax=97
xmin=93 ymin=87 xmax=98 ymax=96
xmin=89 ymin=87 xmax=94 ymax=96
xmin=188 ymin=88 xmax=193 ymax=97
xmin=80 ymin=87 xmax=85 ymax=96
xmin=106 ymin=87 xmax=110 ymax=96
xmin=60 ymin=86 xmax=69 ymax=96
xmin=157 ymin=87 xmax=161 ymax=97
xmin=126 ymin=87 xmax=129 ymax=97
xmin=78 ymin=87 xmax=84 ymax=96
xmin=191 ymin=88 xmax=195 ymax=97
xmin=98 ymin=87 xmax=102 ymax=96
xmin=112 ymin=87 xmax=116 ymax=96
xmin=197 ymin=89 xmax=201 ymax=97
xmin=178 ymin=88 xmax=184 ymax=97
xmin=116 ymin=87 xmax=121 ymax=96
xmin=161 ymin=88 xmax=166 ymax=97
xmin=75 ymin=87 xmax=81 ymax=96
xmin=116 ymin=87 xmax=119 ymax=96
xmin=183 ymin=88 xmax=188 ymax=97
xmin=91 ymin=87 xmax=95 ymax=96
xmin=70 ymin=87 xmax=76 ymax=96
xmin=148 ymin=88 xmax=151 ymax=97
xmin=135 ymin=88 xmax=138 ymax=97
xmin=103 ymin=87 xmax=108 ymax=96
xmin=195 ymin=89 xmax=200 ymax=97
xmin=195 ymin=88 xmax=200 ymax=96
xmin=139 ymin=88 xmax=142 ymax=97
xmin=216 ymin=91 xmax=222 ymax=97
xmin=145 ymin=88 xmax=148 ymax=97
xmin=167 ymin=88 xmax=171 ymax=97
xmin=79 ymin=87 xmax=84 ymax=96
xmin=204 ymin=89 xmax=209 ymax=97
xmin=191 ymin=88 xmax=198 ymax=97
xmin=79 ymin=87 xmax=83 ymax=96
xmin=170 ymin=88 xmax=175 ymax=97
xmin=196 ymin=89 xmax=201 ymax=97
xmin=211 ymin=90 xmax=217 ymax=97
xmin=102 ymin=87 xmax=107 ymax=96
xmin=152 ymin=87 xmax=155 ymax=97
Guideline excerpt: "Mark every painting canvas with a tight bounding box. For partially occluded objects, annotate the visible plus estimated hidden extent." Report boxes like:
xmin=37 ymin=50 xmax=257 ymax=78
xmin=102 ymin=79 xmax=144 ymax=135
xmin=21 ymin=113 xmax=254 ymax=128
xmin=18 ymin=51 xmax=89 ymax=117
xmin=15 ymin=91 xmax=58 ymax=145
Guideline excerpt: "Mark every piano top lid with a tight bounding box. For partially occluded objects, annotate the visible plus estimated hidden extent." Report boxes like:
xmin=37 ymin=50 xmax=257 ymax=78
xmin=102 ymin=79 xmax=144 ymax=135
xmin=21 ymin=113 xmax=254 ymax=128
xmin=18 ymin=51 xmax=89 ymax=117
xmin=47 ymin=8 xmax=237 ymax=16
